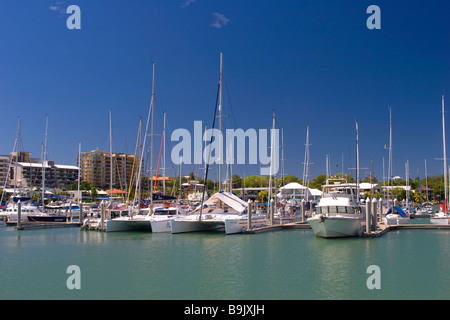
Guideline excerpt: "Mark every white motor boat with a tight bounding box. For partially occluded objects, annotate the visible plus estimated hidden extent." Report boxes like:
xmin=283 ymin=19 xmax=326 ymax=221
xmin=171 ymin=191 xmax=268 ymax=235
xmin=4 ymin=204 xmax=43 ymax=222
xmin=307 ymin=180 xmax=365 ymax=238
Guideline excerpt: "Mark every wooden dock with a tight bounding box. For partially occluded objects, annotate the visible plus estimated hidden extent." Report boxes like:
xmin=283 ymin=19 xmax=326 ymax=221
xmin=363 ymin=224 xmax=450 ymax=237
xmin=245 ymin=221 xmax=311 ymax=234
xmin=8 ymin=221 xmax=82 ymax=230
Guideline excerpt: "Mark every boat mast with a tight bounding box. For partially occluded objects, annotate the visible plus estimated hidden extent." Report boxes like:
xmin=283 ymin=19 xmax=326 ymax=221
xmin=442 ymin=95 xmax=447 ymax=211
xmin=163 ymin=112 xmax=166 ymax=195
xmin=134 ymin=63 xmax=155 ymax=213
xmin=356 ymin=120 xmax=360 ymax=203
xmin=42 ymin=115 xmax=48 ymax=210
xmin=424 ymin=159 xmax=428 ymax=202
xmin=150 ymin=66 xmax=155 ymax=212
xmin=302 ymin=126 xmax=311 ymax=201
xmin=77 ymin=142 xmax=81 ymax=205
xmin=388 ymin=105 xmax=393 ymax=208
xmin=218 ymin=52 xmax=223 ymax=191
xmin=269 ymin=110 xmax=276 ymax=224
xmin=109 ymin=109 xmax=113 ymax=202
xmin=1 ymin=118 xmax=21 ymax=206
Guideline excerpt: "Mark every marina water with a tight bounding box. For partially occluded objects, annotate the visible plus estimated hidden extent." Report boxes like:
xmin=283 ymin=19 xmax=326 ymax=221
xmin=1 ymin=223 xmax=450 ymax=300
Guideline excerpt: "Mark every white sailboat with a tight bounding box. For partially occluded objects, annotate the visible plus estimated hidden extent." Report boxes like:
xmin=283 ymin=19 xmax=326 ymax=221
xmin=430 ymin=95 xmax=450 ymax=224
xmin=171 ymin=53 xmax=268 ymax=234
xmin=307 ymin=121 xmax=365 ymax=238
xmin=171 ymin=191 xmax=267 ymax=234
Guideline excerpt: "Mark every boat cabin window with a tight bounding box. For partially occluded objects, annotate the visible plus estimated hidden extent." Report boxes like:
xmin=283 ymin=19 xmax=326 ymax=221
xmin=154 ymin=209 xmax=177 ymax=215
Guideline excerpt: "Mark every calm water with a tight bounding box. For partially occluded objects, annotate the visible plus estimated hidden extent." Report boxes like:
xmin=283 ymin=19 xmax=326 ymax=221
xmin=1 ymin=222 xmax=450 ymax=300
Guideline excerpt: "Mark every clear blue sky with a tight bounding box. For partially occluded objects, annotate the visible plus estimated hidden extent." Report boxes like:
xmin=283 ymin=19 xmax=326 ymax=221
xmin=0 ymin=0 xmax=449 ymax=183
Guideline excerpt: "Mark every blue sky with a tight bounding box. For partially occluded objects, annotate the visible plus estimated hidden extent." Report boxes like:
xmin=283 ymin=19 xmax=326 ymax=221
xmin=0 ymin=0 xmax=449 ymax=183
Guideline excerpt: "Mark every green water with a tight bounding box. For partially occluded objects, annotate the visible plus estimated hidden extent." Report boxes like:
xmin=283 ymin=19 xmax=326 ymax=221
xmin=1 ymin=224 xmax=450 ymax=300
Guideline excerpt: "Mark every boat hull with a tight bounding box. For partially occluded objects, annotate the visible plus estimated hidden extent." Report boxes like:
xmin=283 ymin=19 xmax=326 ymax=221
xmin=150 ymin=219 xmax=172 ymax=233
xmin=224 ymin=217 xmax=269 ymax=234
xmin=383 ymin=216 xmax=410 ymax=225
xmin=171 ymin=218 xmax=224 ymax=234
xmin=308 ymin=216 xmax=363 ymax=238
xmin=27 ymin=215 xmax=67 ymax=222
xmin=105 ymin=218 xmax=152 ymax=232
xmin=430 ymin=217 xmax=450 ymax=225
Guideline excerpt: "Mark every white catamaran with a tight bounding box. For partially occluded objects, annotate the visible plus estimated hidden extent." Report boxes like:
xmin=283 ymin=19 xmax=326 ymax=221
xmin=170 ymin=191 xmax=267 ymax=234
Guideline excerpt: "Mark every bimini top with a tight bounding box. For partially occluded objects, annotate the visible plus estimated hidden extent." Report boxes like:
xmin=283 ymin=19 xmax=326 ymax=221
xmin=386 ymin=206 xmax=409 ymax=218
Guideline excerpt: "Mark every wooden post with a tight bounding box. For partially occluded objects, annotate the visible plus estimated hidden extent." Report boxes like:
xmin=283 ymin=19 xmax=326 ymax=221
xmin=100 ymin=201 xmax=105 ymax=231
xmin=17 ymin=200 xmax=22 ymax=230
xmin=378 ymin=198 xmax=383 ymax=225
xmin=79 ymin=202 xmax=83 ymax=223
xmin=371 ymin=198 xmax=377 ymax=230
xmin=301 ymin=200 xmax=305 ymax=222
xmin=365 ymin=197 xmax=371 ymax=234
xmin=247 ymin=199 xmax=252 ymax=230
xmin=69 ymin=202 xmax=72 ymax=223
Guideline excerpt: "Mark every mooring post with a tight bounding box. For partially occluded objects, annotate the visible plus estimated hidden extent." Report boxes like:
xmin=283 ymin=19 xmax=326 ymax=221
xmin=79 ymin=202 xmax=83 ymax=223
xmin=247 ymin=199 xmax=252 ymax=230
xmin=378 ymin=198 xmax=383 ymax=225
xmin=69 ymin=202 xmax=72 ymax=223
xmin=301 ymin=200 xmax=305 ymax=222
xmin=100 ymin=201 xmax=105 ymax=231
xmin=371 ymin=197 xmax=378 ymax=230
xmin=17 ymin=200 xmax=22 ymax=230
xmin=365 ymin=197 xmax=371 ymax=234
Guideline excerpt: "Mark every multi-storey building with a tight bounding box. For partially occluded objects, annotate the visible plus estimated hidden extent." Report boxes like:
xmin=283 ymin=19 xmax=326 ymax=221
xmin=11 ymin=160 xmax=79 ymax=190
xmin=78 ymin=149 xmax=138 ymax=190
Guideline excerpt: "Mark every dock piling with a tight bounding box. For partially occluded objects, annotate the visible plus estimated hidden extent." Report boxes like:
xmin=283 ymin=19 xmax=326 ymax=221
xmin=17 ymin=200 xmax=22 ymax=230
xmin=247 ymin=199 xmax=252 ymax=230
xmin=365 ymin=197 xmax=371 ymax=234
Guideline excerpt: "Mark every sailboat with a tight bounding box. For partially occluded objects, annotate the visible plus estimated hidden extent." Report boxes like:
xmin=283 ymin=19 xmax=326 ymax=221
xmin=307 ymin=121 xmax=365 ymax=238
xmin=382 ymin=107 xmax=410 ymax=225
xmin=2 ymin=118 xmax=45 ymax=222
xmin=430 ymin=95 xmax=450 ymax=224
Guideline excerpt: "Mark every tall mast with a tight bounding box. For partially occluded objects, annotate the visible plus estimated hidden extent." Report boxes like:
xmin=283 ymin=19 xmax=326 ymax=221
xmin=269 ymin=110 xmax=276 ymax=224
xmin=356 ymin=120 xmax=360 ymax=203
xmin=302 ymin=126 xmax=310 ymax=200
xmin=218 ymin=52 xmax=223 ymax=191
xmin=78 ymin=142 xmax=81 ymax=205
xmin=424 ymin=159 xmax=428 ymax=202
xmin=13 ymin=118 xmax=21 ymax=200
xmin=150 ymin=63 xmax=155 ymax=211
xmin=388 ymin=105 xmax=393 ymax=207
xmin=443 ymin=94 xmax=448 ymax=212
xmin=162 ymin=112 xmax=166 ymax=195
xmin=42 ymin=115 xmax=48 ymax=210
xmin=109 ymin=109 xmax=113 ymax=199
xmin=134 ymin=63 xmax=155 ymax=212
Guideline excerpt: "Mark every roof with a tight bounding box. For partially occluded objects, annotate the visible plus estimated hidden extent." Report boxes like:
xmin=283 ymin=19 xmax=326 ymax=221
xmin=279 ymin=182 xmax=306 ymax=190
xmin=105 ymin=188 xmax=126 ymax=194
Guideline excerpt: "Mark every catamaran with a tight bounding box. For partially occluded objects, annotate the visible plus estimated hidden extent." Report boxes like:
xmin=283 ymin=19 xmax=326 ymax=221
xmin=170 ymin=191 xmax=267 ymax=234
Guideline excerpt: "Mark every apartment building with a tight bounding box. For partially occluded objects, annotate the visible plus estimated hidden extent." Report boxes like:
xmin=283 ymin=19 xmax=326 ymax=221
xmin=78 ymin=149 xmax=138 ymax=190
